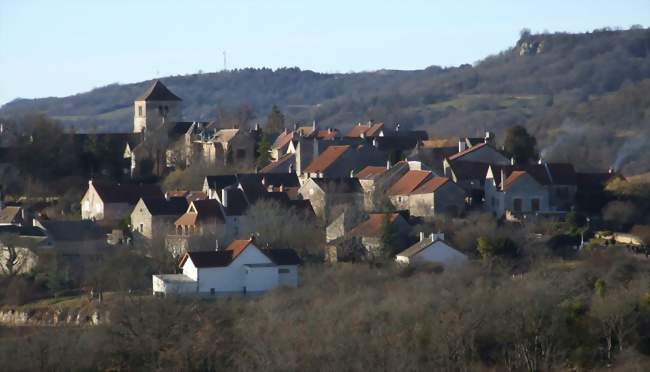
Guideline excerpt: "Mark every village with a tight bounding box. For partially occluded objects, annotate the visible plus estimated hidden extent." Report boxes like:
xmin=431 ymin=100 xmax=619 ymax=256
xmin=1 ymin=80 xmax=644 ymax=299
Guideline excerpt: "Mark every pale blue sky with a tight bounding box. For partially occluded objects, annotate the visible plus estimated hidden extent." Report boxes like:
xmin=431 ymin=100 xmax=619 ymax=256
xmin=1 ymin=0 xmax=648 ymax=106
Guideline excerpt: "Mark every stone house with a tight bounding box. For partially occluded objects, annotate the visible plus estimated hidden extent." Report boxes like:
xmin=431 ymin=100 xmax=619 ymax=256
xmin=196 ymin=128 xmax=258 ymax=166
xmin=130 ymin=197 xmax=188 ymax=240
xmin=152 ymin=237 xmax=300 ymax=296
xmin=81 ymin=180 xmax=163 ymax=223
xmin=407 ymin=177 xmax=466 ymax=218
xmin=298 ymin=178 xmax=364 ymax=222
xmin=484 ymin=168 xmax=550 ymax=220
xmin=387 ymin=170 xmax=434 ymax=210
xmin=302 ymin=144 xmax=386 ymax=179
xmin=396 ymin=232 xmax=467 ymax=267
xmin=326 ymin=212 xmax=411 ymax=261
xmin=484 ymin=162 xmax=580 ymax=219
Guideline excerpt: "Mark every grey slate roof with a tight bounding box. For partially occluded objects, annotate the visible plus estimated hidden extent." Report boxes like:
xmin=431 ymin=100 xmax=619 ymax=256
xmin=39 ymin=220 xmax=105 ymax=242
xmin=137 ymin=80 xmax=182 ymax=101
xmin=142 ymin=197 xmax=189 ymax=216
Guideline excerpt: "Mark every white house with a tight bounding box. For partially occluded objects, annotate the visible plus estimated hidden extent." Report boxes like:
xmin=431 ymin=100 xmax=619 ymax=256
xmin=396 ymin=232 xmax=467 ymax=266
xmin=152 ymin=237 xmax=300 ymax=296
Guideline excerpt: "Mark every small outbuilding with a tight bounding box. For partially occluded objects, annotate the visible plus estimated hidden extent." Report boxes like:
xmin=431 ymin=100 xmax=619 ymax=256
xmin=396 ymin=232 xmax=467 ymax=267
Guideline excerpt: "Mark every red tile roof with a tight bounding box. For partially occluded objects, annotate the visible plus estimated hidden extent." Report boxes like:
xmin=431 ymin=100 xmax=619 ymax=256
xmin=303 ymin=145 xmax=350 ymax=173
xmin=447 ymin=142 xmax=488 ymax=161
xmin=316 ymin=129 xmax=339 ymax=140
xmin=225 ymin=238 xmax=253 ymax=259
xmin=502 ymin=171 xmax=528 ymax=190
xmin=260 ymin=153 xmax=295 ymax=173
xmin=349 ymin=213 xmax=401 ymax=237
xmin=272 ymin=131 xmax=294 ymax=150
xmin=345 ymin=124 xmax=370 ymax=138
xmin=387 ymin=170 xmax=433 ymax=195
xmin=355 ymin=165 xmax=388 ymax=180
xmin=365 ymin=123 xmax=384 ymax=137
xmin=411 ymin=177 xmax=451 ymax=194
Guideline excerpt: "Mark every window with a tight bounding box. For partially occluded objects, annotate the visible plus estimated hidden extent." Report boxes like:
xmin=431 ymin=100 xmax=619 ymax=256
xmin=279 ymin=268 xmax=290 ymax=274
xmin=531 ymin=198 xmax=540 ymax=212
xmin=513 ymin=198 xmax=522 ymax=212
xmin=140 ymin=223 xmax=144 ymax=232
xmin=138 ymin=105 xmax=143 ymax=117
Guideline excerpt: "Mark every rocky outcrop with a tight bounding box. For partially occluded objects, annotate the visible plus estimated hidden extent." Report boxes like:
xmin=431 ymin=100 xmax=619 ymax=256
xmin=518 ymin=39 xmax=545 ymax=56
xmin=0 ymin=307 xmax=106 ymax=327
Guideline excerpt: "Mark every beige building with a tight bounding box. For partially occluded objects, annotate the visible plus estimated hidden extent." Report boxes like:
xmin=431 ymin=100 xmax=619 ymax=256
xmin=407 ymin=177 xmax=466 ymax=218
xmin=133 ymin=80 xmax=183 ymax=133
xmin=81 ymin=180 xmax=163 ymax=222
xmin=130 ymin=197 xmax=188 ymax=240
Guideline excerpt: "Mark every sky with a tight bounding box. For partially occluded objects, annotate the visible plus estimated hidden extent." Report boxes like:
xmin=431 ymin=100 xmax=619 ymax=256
xmin=0 ymin=0 xmax=648 ymax=106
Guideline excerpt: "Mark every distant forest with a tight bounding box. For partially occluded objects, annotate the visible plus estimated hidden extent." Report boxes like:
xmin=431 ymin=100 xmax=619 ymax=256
xmin=2 ymin=27 xmax=649 ymax=174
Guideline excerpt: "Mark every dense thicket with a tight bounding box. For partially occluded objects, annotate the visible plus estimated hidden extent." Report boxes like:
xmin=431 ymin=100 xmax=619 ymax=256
xmin=1 ymin=252 xmax=650 ymax=371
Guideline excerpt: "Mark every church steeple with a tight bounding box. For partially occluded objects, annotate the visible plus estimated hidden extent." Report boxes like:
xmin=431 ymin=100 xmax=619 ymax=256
xmin=133 ymin=80 xmax=183 ymax=133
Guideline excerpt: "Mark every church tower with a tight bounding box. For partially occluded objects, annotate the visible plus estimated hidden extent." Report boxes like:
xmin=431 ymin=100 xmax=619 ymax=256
xmin=133 ymin=80 xmax=182 ymax=133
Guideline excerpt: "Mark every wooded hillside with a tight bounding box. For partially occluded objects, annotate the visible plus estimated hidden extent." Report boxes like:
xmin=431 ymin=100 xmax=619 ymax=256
xmin=2 ymin=27 xmax=649 ymax=173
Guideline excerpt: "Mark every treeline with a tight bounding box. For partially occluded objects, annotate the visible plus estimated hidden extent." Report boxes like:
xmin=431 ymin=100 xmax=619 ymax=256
xmin=1 ymin=251 xmax=650 ymax=371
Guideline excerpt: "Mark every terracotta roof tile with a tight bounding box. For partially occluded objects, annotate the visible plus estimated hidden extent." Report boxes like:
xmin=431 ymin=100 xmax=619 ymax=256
xmin=502 ymin=171 xmax=528 ymax=190
xmin=260 ymin=153 xmax=295 ymax=173
xmin=447 ymin=142 xmax=488 ymax=161
xmin=349 ymin=213 xmax=401 ymax=237
xmin=411 ymin=177 xmax=451 ymax=194
xmin=387 ymin=170 xmax=433 ymax=195
xmin=355 ymin=165 xmax=388 ymax=180
xmin=303 ymin=145 xmax=350 ymax=173
xmin=225 ymin=238 xmax=253 ymax=259
xmin=271 ymin=131 xmax=294 ymax=150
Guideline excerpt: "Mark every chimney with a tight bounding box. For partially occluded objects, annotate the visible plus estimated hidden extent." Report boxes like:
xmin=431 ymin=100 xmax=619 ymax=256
xmin=350 ymin=169 xmax=354 ymax=178
xmin=279 ymin=184 xmax=284 ymax=192
xmin=431 ymin=232 xmax=444 ymax=241
xmin=360 ymin=132 xmax=366 ymax=139
xmin=500 ymin=168 xmax=506 ymax=190
xmin=419 ymin=231 xmax=425 ymax=241
xmin=358 ymin=122 xmax=362 ymax=126
xmin=328 ymin=128 xmax=332 ymax=133
xmin=395 ymin=123 xmax=400 ymax=132
xmin=249 ymin=234 xmax=256 ymax=243
xmin=510 ymin=157 xmax=515 ymax=165
xmin=312 ymin=120 xmax=317 ymax=130
xmin=221 ymin=188 xmax=228 ymax=208
xmin=372 ymin=138 xmax=378 ymax=147
xmin=608 ymin=167 xmax=613 ymax=174
xmin=458 ymin=140 xmax=467 ymax=152
xmin=215 ymin=239 xmax=220 ymax=251
xmin=484 ymin=131 xmax=493 ymax=143
xmin=386 ymin=160 xmax=391 ymax=170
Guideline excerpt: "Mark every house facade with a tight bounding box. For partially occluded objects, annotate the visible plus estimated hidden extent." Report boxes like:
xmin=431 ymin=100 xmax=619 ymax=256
xmin=396 ymin=233 xmax=467 ymax=266
xmin=152 ymin=238 xmax=300 ymax=296
xmin=130 ymin=197 xmax=188 ymax=240
xmin=407 ymin=177 xmax=466 ymax=217
xmin=81 ymin=180 xmax=163 ymax=222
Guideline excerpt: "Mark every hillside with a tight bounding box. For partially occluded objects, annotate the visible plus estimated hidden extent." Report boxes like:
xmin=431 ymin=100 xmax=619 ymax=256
xmin=2 ymin=27 xmax=649 ymax=173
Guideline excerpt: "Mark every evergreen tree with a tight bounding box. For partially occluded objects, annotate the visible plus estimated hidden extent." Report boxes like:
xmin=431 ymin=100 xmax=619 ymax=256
xmin=266 ymin=105 xmax=285 ymax=134
xmin=503 ymin=125 xmax=537 ymax=164
xmin=256 ymin=134 xmax=272 ymax=168
xmin=379 ymin=214 xmax=399 ymax=260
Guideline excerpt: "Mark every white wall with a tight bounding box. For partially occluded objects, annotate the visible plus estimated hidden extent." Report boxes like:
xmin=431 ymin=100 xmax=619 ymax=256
xmin=278 ymin=265 xmax=299 ymax=287
xmin=399 ymin=241 xmax=467 ymax=267
xmin=245 ymin=266 xmax=279 ymax=292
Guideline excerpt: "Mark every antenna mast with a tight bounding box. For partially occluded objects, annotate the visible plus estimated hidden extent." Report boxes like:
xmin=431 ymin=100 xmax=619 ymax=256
xmin=223 ymin=51 xmax=227 ymax=71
